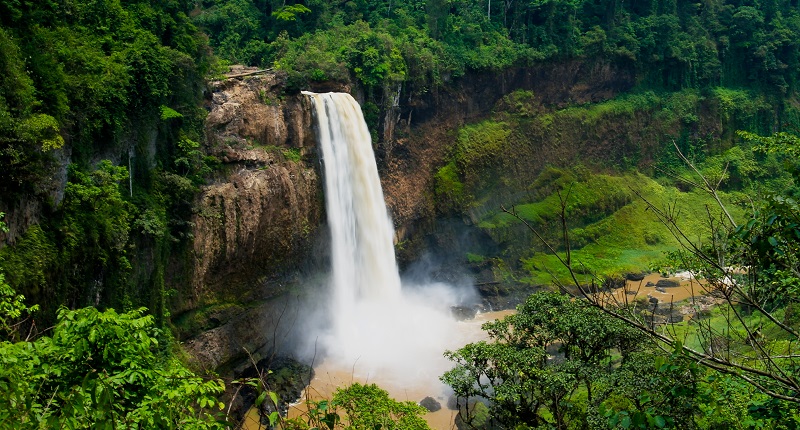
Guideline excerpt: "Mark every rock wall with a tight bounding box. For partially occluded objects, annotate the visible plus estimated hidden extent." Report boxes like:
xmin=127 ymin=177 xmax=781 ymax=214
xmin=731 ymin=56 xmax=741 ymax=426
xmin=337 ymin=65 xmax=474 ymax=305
xmin=180 ymin=71 xmax=324 ymax=370
xmin=381 ymin=60 xmax=635 ymax=252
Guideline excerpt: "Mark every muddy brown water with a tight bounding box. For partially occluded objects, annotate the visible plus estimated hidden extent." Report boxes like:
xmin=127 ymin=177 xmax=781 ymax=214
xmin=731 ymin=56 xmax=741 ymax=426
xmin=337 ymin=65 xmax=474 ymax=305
xmin=240 ymin=310 xmax=514 ymax=430
xmin=616 ymin=273 xmax=703 ymax=304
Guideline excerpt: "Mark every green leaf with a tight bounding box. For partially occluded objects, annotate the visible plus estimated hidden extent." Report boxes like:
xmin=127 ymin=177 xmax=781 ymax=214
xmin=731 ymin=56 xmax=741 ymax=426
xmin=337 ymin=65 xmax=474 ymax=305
xmin=159 ymin=105 xmax=183 ymax=120
xmin=255 ymin=390 xmax=267 ymax=407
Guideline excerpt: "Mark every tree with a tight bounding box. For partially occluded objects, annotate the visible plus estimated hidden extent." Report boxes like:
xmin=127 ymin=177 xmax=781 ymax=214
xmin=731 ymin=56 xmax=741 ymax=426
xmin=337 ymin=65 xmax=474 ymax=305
xmin=441 ymin=291 xmax=641 ymax=428
xmin=284 ymin=383 xmax=431 ymax=430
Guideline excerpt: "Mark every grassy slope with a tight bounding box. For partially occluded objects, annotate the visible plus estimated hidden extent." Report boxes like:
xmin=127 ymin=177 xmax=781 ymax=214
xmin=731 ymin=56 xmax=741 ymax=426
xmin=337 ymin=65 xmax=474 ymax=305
xmin=475 ymin=170 xmax=745 ymax=285
xmin=438 ymin=88 xmax=781 ymax=287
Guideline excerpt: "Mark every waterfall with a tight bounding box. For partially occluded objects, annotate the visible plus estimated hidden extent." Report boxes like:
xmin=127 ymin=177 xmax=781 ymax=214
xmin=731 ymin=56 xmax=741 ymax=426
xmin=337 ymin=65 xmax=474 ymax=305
xmin=302 ymin=91 xmax=472 ymax=389
xmin=304 ymin=92 xmax=402 ymax=337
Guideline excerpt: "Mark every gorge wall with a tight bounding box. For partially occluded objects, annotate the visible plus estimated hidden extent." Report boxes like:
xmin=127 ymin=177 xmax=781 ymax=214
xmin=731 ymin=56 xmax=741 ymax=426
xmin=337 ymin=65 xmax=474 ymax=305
xmin=178 ymin=71 xmax=324 ymax=371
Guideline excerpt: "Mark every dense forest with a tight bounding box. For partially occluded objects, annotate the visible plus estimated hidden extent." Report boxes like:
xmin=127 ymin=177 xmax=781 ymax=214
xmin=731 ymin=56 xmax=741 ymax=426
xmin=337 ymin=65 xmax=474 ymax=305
xmin=1 ymin=0 xmax=800 ymax=428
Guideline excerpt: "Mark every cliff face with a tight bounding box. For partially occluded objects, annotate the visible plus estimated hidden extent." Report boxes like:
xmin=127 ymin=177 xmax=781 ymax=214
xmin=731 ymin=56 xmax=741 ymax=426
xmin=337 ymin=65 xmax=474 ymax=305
xmin=179 ymin=71 xmax=324 ymax=370
xmin=380 ymin=60 xmax=635 ymax=253
xmin=190 ymin=72 xmax=319 ymax=302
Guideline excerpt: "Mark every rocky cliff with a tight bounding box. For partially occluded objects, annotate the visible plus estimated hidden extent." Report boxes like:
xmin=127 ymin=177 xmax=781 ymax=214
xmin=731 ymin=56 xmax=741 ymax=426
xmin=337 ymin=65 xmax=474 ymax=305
xmin=179 ymin=70 xmax=324 ymax=371
xmin=381 ymin=60 xmax=635 ymax=260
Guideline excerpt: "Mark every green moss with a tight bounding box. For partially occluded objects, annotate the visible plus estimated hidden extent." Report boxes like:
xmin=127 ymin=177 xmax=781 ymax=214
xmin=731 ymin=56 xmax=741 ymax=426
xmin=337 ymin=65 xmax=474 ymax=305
xmin=0 ymin=224 xmax=57 ymax=299
xmin=434 ymin=161 xmax=467 ymax=212
xmin=454 ymin=120 xmax=511 ymax=168
xmin=559 ymin=91 xmax=661 ymax=125
xmin=171 ymin=302 xmax=245 ymax=340
xmin=282 ymin=147 xmax=302 ymax=162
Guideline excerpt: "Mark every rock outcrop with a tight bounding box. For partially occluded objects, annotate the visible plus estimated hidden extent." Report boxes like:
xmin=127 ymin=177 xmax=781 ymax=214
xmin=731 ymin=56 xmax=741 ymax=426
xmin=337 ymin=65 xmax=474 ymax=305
xmin=180 ymin=71 xmax=324 ymax=370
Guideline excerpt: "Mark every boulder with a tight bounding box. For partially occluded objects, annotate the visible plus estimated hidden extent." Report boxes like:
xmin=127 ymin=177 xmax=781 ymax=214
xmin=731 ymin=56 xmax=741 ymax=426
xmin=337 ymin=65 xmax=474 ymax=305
xmin=625 ymin=272 xmax=647 ymax=281
xmin=225 ymin=355 xmax=314 ymax=425
xmin=655 ymin=279 xmax=680 ymax=288
xmin=603 ymin=277 xmax=626 ymax=289
xmin=451 ymin=306 xmax=478 ymax=321
xmin=419 ymin=396 xmax=442 ymax=412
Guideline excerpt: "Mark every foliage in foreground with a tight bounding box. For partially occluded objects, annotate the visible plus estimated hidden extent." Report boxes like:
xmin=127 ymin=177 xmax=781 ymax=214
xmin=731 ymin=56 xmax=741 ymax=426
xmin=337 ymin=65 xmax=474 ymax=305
xmin=0 ymin=305 xmax=225 ymax=429
xmin=282 ymin=382 xmax=431 ymax=430
xmin=443 ymin=291 xmax=800 ymax=429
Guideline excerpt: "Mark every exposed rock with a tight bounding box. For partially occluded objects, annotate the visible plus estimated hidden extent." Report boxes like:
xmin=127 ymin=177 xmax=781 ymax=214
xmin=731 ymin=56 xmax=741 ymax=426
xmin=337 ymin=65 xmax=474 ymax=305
xmin=188 ymin=164 xmax=320 ymax=307
xmin=176 ymin=72 xmax=327 ymax=381
xmin=603 ymin=277 xmax=626 ymax=289
xmin=625 ymin=272 xmax=647 ymax=281
xmin=182 ymin=295 xmax=303 ymax=372
xmin=447 ymin=394 xmax=459 ymax=410
xmin=419 ymin=396 xmax=442 ymax=412
xmin=225 ymin=355 xmax=314 ymax=425
xmin=451 ymin=306 xmax=478 ymax=321
xmin=655 ymin=279 xmax=681 ymax=288
xmin=383 ymin=60 xmax=636 ymax=251
xmin=180 ymin=72 xmax=324 ymax=314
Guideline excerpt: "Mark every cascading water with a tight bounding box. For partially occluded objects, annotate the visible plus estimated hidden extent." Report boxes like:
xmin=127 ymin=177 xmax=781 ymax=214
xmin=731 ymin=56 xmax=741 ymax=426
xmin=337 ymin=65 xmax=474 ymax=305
xmin=305 ymin=92 xmax=401 ymax=306
xmin=303 ymin=92 xmax=474 ymax=388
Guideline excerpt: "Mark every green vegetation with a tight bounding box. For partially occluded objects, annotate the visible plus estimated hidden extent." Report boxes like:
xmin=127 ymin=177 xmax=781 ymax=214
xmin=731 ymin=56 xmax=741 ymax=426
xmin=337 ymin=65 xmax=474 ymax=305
xmin=0 ymin=0 xmax=216 ymax=326
xmin=444 ymin=291 xmax=800 ymax=429
xmin=436 ymin=86 xmax=796 ymax=286
xmin=0 ymin=305 xmax=226 ymax=428
xmin=277 ymin=383 xmax=431 ymax=429
xmin=195 ymin=0 xmax=800 ymax=126
xmin=443 ymin=128 xmax=800 ymax=426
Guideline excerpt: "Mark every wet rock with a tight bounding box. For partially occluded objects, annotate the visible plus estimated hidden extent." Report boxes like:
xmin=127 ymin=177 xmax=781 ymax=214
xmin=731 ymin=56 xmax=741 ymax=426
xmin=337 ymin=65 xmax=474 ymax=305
xmin=447 ymin=394 xmax=459 ymax=410
xmin=667 ymin=312 xmax=684 ymax=323
xmin=646 ymin=282 xmax=656 ymax=287
xmin=182 ymin=71 xmax=324 ymax=317
xmin=451 ymin=306 xmax=478 ymax=321
xmin=625 ymin=272 xmax=647 ymax=281
xmin=227 ymin=356 xmax=314 ymax=425
xmin=648 ymin=296 xmax=659 ymax=304
xmin=454 ymin=400 xmax=496 ymax=430
xmin=655 ymin=279 xmax=680 ymax=288
xmin=603 ymin=277 xmax=626 ymax=289
xmin=419 ymin=396 xmax=442 ymax=412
